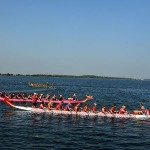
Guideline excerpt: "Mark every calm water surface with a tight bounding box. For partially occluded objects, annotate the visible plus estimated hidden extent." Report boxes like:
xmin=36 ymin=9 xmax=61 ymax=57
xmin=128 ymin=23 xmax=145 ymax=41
xmin=0 ymin=76 xmax=150 ymax=150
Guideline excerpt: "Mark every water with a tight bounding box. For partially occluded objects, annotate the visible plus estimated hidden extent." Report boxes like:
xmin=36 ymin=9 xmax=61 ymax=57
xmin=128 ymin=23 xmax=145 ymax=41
xmin=0 ymin=76 xmax=150 ymax=150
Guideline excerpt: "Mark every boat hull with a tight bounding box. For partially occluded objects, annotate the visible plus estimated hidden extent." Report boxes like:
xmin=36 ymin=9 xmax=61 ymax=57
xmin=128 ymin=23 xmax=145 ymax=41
xmin=6 ymin=105 xmax=150 ymax=120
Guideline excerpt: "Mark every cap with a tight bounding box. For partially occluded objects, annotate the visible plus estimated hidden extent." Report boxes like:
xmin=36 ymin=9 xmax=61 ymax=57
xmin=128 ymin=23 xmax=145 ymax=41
xmin=94 ymin=103 xmax=97 ymax=106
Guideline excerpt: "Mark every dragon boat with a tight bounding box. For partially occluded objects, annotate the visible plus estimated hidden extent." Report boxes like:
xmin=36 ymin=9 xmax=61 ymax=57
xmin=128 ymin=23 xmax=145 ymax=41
xmin=3 ymin=97 xmax=150 ymax=120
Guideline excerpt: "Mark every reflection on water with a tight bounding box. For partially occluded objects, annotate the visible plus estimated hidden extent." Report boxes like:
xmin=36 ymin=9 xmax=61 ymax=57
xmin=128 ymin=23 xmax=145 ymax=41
xmin=28 ymin=111 xmax=138 ymax=128
xmin=1 ymin=110 xmax=150 ymax=150
xmin=2 ymin=110 xmax=16 ymax=120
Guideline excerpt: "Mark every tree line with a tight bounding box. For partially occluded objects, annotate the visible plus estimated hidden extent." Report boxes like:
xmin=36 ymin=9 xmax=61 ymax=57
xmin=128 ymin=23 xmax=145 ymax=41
xmin=0 ymin=73 xmax=133 ymax=80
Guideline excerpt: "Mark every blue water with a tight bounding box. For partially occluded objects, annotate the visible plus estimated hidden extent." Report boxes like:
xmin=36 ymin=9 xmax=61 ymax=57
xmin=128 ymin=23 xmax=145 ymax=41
xmin=0 ymin=76 xmax=150 ymax=150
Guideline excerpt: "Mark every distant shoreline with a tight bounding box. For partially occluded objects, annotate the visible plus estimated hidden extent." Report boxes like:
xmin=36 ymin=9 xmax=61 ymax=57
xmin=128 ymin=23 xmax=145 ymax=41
xmin=0 ymin=73 xmax=136 ymax=80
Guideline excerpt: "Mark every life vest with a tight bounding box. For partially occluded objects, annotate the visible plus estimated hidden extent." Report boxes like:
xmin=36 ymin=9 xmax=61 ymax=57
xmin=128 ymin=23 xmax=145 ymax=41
xmin=110 ymin=107 xmax=115 ymax=113
xmin=83 ymin=106 xmax=88 ymax=112
xmin=56 ymin=104 xmax=62 ymax=110
xmin=119 ymin=108 xmax=124 ymax=114
xmin=92 ymin=106 xmax=97 ymax=112
xmin=64 ymin=107 xmax=69 ymax=111
xmin=39 ymin=104 xmax=44 ymax=109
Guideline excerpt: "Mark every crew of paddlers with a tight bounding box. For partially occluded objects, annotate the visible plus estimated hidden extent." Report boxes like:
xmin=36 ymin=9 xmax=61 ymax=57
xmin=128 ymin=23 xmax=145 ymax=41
xmin=37 ymin=100 xmax=148 ymax=115
xmin=1 ymin=91 xmax=149 ymax=115
xmin=0 ymin=92 xmax=78 ymax=101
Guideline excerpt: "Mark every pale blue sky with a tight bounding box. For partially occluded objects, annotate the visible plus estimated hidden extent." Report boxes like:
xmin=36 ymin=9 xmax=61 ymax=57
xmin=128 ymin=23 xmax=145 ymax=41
xmin=0 ymin=0 xmax=150 ymax=79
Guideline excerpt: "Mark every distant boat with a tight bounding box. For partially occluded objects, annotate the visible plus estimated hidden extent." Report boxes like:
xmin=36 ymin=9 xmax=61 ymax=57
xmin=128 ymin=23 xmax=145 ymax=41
xmin=28 ymin=82 xmax=55 ymax=89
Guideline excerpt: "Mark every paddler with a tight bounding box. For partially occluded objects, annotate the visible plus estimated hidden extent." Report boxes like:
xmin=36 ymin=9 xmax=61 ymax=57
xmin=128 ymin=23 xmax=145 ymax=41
xmin=83 ymin=104 xmax=90 ymax=112
xmin=39 ymin=101 xmax=46 ymax=109
xmin=27 ymin=93 xmax=33 ymax=99
xmin=22 ymin=93 xmax=27 ymax=100
xmin=59 ymin=95 xmax=63 ymax=101
xmin=64 ymin=103 xmax=72 ymax=111
xmin=92 ymin=103 xmax=97 ymax=112
xmin=52 ymin=94 xmax=57 ymax=100
xmin=56 ymin=101 xmax=63 ymax=110
xmin=119 ymin=105 xmax=128 ymax=114
xmin=101 ymin=105 xmax=107 ymax=113
xmin=74 ymin=103 xmax=81 ymax=112
xmin=109 ymin=104 xmax=117 ymax=114
xmin=32 ymin=93 xmax=38 ymax=108
xmin=47 ymin=102 xmax=54 ymax=110
xmin=46 ymin=94 xmax=51 ymax=100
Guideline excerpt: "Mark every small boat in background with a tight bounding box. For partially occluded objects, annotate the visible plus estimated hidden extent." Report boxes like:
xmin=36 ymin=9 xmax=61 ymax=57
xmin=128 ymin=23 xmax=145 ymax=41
xmin=28 ymin=82 xmax=55 ymax=89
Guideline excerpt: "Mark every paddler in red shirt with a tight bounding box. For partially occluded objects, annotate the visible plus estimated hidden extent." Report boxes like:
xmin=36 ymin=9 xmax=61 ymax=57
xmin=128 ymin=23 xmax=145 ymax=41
xmin=74 ymin=103 xmax=81 ymax=112
xmin=39 ymin=101 xmax=45 ymax=109
xmin=109 ymin=104 xmax=117 ymax=114
xmin=119 ymin=105 xmax=128 ymax=114
xmin=32 ymin=93 xmax=38 ymax=108
xmin=83 ymin=104 xmax=90 ymax=112
xmin=92 ymin=103 xmax=97 ymax=112
xmin=56 ymin=101 xmax=63 ymax=110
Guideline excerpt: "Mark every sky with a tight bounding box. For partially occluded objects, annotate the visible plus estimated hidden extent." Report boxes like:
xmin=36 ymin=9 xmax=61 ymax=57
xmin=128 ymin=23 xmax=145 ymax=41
xmin=0 ymin=0 xmax=150 ymax=79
